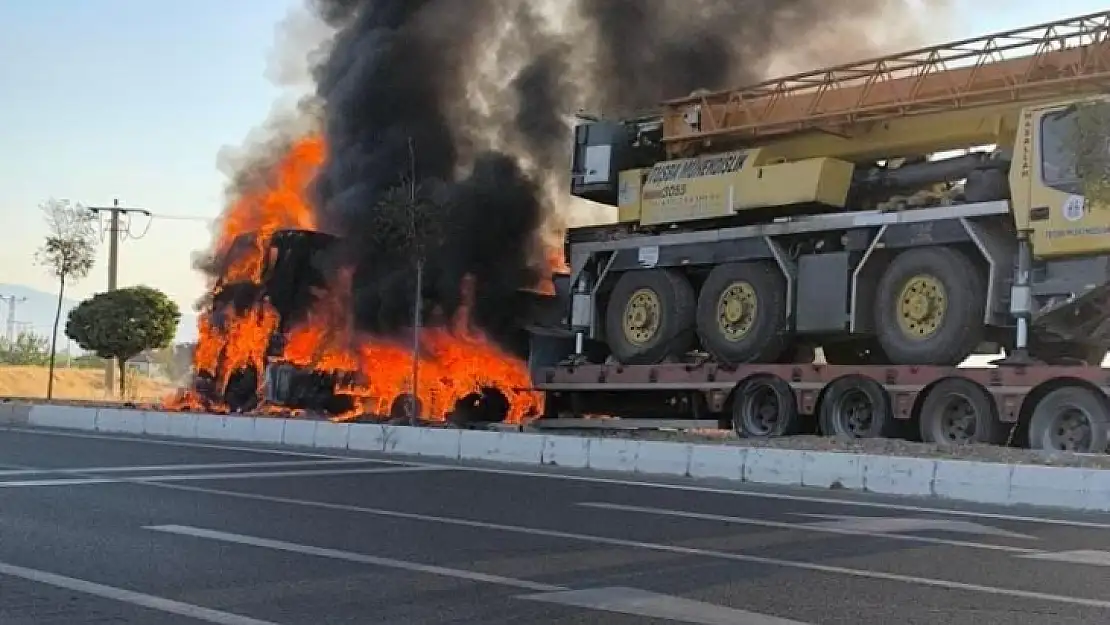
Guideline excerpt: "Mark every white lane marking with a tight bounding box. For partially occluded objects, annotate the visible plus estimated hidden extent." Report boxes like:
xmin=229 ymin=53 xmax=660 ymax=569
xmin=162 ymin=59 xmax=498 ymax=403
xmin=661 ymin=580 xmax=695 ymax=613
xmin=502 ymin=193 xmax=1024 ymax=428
xmin=13 ymin=426 xmax=1110 ymax=530
xmin=143 ymin=482 xmax=1110 ymax=609
xmin=151 ymin=525 xmax=807 ymax=624
xmin=1020 ymin=550 xmax=1110 ymax=567
xmin=131 ymin=465 xmax=445 ymax=482
xmin=521 ymin=587 xmax=812 ymax=625
xmin=797 ymin=513 xmax=1036 ymax=540
xmin=0 ymin=458 xmax=375 ymax=476
xmin=5 ymin=427 xmax=354 ymax=460
xmin=0 ymin=465 xmax=446 ymax=488
xmin=147 ymin=524 xmax=562 ymax=592
xmin=579 ymin=503 xmax=1041 ymax=554
xmin=0 ymin=477 xmax=120 ymax=487
xmin=0 ymin=561 xmax=277 ymax=625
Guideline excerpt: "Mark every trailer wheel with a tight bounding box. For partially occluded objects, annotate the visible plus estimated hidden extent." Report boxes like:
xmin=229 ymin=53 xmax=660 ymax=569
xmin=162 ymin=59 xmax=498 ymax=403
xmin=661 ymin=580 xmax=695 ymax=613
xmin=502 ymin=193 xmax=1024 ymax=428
xmin=696 ymin=262 xmax=788 ymax=364
xmin=1027 ymin=386 xmax=1110 ymax=453
xmin=818 ymin=376 xmax=896 ymax=438
xmin=605 ymin=269 xmax=696 ymax=365
xmin=918 ymin=378 xmax=1004 ymax=446
xmin=731 ymin=375 xmax=801 ymax=438
xmin=873 ymin=246 xmax=984 ymax=365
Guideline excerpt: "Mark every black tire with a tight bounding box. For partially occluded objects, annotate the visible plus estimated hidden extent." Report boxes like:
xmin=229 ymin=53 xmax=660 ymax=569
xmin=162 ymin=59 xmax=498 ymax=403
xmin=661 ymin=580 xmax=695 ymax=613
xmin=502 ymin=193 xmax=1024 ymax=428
xmin=731 ymin=375 xmax=802 ymax=438
xmin=918 ymin=378 xmax=1005 ymax=447
xmin=818 ymin=376 xmax=897 ymax=438
xmin=696 ymin=262 xmax=789 ymax=364
xmin=390 ymin=393 xmax=424 ymax=421
xmin=821 ymin=339 xmax=889 ymax=365
xmin=1027 ymin=386 xmax=1110 ymax=453
xmin=874 ymin=246 xmax=985 ymax=365
xmin=604 ymin=269 xmax=696 ymax=365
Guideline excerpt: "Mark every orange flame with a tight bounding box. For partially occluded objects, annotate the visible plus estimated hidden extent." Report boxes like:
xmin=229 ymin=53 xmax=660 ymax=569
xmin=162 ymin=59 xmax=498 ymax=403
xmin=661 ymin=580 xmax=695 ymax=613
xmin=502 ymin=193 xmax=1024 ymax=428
xmin=169 ymin=134 xmax=544 ymax=424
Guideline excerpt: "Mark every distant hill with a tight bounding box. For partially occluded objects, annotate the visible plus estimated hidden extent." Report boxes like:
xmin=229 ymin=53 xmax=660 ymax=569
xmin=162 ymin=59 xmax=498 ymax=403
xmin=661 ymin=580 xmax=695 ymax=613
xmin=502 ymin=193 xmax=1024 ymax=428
xmin=0 ymin=283 xmax=198 ymax=346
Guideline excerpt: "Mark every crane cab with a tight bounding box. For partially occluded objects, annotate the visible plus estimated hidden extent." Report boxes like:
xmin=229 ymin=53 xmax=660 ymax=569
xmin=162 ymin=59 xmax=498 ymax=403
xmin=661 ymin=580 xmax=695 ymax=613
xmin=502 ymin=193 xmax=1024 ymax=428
xmin=1012 ymin=97 xmax=1110 ymax=259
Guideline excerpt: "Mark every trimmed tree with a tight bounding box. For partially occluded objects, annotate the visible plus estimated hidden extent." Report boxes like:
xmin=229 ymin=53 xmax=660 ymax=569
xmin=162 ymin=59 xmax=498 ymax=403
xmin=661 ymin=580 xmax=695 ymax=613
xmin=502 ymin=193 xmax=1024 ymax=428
xmin=36 ymin=198 xmax=97 ymax=399
xmin=65 ymin=286 xmax=181 ymax=397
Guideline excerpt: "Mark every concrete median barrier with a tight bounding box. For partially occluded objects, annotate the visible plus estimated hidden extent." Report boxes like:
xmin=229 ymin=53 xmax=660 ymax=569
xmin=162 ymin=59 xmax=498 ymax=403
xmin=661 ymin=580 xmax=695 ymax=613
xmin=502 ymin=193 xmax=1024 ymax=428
xmin=14 ymin=403 xmax=1110 ymax=513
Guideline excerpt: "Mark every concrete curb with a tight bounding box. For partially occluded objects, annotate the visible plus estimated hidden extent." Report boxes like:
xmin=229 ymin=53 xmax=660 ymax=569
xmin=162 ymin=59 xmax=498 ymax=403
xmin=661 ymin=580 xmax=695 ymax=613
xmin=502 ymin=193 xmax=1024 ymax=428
xmin=14 ymin=404 xmax=1110 ymax=512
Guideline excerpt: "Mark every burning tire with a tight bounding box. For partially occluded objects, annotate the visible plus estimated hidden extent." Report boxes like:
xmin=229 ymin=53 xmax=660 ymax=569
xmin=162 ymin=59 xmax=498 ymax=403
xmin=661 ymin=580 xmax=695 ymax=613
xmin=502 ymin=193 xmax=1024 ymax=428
xmin=696 ymin=262 xmax=788 ymax=364
xmin=918 ymin=378 xmax=1004 ymax=447
xmin=604 ymin=269 xmax=696 ymax=365
xmin=389 ymin=393 xmax=424 ymax=422
xmin=873 ymin=246 xmax=984 ymax=366
xmin=223 ymin=366 xmax=260 ymax=413
xmin=730 ymin=375 xmax=802 ymax=438
xmin=448 ymin=387 xmax=511 ymax=426
xmin=1027 ymin=386 xmax=1110 ymax=453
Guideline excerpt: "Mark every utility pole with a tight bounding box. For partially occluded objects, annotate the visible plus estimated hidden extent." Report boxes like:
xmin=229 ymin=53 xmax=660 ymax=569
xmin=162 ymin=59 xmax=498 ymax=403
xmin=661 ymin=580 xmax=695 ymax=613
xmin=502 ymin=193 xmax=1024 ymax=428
xmin=0 ymin=294 xmax=27 ymax=348
xmin=87 ymin=199 xmax=152 ymax=395
xmin=407 ymin=137 xmax=422 ymax=426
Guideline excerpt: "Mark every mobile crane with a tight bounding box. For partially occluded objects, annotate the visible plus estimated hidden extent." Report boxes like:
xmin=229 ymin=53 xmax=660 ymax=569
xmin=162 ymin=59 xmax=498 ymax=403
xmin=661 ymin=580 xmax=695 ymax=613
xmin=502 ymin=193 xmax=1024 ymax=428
xmin=526 ymin=12 xmax=1110 ymax=453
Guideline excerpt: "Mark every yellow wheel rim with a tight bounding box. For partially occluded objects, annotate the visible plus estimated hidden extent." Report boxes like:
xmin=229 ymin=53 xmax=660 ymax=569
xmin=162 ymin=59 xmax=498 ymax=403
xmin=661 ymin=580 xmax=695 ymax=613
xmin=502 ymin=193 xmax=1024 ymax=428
xmin=717 ymin=281 xmax=757 ymax=341
xmin=623 ymin=288 xmax=662 ymax=345
xmin=896 ymin=274 xmax=947 ymax=340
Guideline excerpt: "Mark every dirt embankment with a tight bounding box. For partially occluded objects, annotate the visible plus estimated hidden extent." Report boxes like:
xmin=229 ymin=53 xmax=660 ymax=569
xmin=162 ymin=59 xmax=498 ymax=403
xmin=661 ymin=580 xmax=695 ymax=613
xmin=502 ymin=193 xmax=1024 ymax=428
xmin=0 ymin=366 xmax=174 ymax=402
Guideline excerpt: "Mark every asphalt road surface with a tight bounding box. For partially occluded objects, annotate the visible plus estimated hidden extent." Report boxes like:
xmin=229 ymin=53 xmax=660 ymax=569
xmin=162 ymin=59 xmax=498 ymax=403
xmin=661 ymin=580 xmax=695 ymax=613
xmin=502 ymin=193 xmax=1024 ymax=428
xmin=3 ymin=428 xmax=1110 ymax=624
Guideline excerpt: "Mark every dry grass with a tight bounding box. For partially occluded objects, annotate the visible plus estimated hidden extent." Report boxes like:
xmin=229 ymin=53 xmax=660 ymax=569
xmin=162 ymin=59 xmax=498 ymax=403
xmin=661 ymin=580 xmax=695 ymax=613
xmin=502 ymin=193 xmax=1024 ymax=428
xmin=0 ymin=366 xmax=175 ymax=402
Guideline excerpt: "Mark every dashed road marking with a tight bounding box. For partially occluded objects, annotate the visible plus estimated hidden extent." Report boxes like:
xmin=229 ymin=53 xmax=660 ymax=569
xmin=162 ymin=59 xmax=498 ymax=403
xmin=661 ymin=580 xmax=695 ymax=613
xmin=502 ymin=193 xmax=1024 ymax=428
xmin=579 ymin=502 xmax=1041 ymax=553
xmin=141 ymin=482 xmax=1110 ymax=609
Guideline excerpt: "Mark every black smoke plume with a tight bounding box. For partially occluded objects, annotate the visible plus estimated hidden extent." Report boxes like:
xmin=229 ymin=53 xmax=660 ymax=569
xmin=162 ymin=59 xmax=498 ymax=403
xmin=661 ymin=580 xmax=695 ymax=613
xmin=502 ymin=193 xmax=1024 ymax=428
xmin=302 ymin=0 xmax=944 ymax=345
xmin=308 ymin=0 xmax=546 ymax=344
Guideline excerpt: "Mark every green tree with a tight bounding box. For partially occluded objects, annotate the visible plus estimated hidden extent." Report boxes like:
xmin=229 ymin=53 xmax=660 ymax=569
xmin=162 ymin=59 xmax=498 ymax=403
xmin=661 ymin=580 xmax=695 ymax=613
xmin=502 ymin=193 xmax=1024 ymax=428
xmin=1065 ymin=100 xmax=1110 ymax=204
xmin=36 ymin=198 xmax=97 ymax=399
xmin=71 ymin=353 xmax=108 ymax=369
xmin=65 ymin=286 xmax=181 ymax=397
xmin=0 ymin=331 xmax=50 ymax=366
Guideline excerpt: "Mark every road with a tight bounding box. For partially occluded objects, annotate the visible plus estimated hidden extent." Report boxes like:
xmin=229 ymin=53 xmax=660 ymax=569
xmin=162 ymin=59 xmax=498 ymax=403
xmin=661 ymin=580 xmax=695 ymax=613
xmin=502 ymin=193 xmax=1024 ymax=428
xmin=2 ymin=428 xmax=1110 ymax=624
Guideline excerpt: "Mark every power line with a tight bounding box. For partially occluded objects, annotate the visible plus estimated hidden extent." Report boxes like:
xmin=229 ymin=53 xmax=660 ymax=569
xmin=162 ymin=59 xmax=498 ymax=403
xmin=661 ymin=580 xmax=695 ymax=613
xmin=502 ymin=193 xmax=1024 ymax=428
xmin=86 ymin=199 xmax=151 ymax=393
xmin=81 ymin=200 xmax=214 ymax=394
xmin=0 ymin=295 xmax=27 ymax=345
xmin=147 ymin=212 xmax=213 ymax=223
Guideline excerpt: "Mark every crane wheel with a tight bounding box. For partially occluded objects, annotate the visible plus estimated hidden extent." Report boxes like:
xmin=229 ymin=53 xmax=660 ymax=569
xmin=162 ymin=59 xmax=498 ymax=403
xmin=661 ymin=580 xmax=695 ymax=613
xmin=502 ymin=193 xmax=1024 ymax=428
xmin=817 ymin=376 xmax=898 ymax=438
xmin=1027 ymin=386 xmax=1110 ymax=453
xmin=604 ymin=269 xmax=696 ymax=365
xmin=695 ymin=261 xmax=788 ymax=364
xmin=873 ymin=246 xmax=985 ymax=365
xmin=918 ymin=378 xmax=1004 ymax=447
xmin=730 ymin=375 xmax=802 ymax=438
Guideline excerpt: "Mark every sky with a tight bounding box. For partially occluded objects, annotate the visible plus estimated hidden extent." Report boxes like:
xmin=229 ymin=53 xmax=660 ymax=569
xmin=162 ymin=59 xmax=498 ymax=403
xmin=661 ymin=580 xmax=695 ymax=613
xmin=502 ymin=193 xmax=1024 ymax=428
xmin=0 ymin=0 xmax=1104 ymax=337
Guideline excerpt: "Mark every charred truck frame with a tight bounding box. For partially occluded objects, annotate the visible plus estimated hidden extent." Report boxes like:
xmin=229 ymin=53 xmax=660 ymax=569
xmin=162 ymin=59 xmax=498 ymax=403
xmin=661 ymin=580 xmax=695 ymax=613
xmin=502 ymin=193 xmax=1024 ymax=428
xmin=527 ymin=12 xmax=1110 ymax=453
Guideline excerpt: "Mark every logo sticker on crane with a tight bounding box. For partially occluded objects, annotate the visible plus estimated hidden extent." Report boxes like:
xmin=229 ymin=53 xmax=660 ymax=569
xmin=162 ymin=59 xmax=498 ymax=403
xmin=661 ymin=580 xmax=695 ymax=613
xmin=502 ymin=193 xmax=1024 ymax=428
xmin=1062 ymin=194 xmax=1086 ymax=222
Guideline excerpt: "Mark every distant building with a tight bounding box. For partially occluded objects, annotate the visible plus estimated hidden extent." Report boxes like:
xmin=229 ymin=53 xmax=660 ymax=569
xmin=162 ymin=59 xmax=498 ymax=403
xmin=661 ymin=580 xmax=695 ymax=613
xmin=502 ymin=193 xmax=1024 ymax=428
xmin=125 ymin=351 xmax=157 ymax=376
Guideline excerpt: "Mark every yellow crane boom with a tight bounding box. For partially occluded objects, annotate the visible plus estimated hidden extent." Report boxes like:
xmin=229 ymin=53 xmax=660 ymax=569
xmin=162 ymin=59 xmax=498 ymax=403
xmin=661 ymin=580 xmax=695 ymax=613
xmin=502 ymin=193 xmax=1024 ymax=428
xmin=662 ymin=11 xmax=1110 ymax=157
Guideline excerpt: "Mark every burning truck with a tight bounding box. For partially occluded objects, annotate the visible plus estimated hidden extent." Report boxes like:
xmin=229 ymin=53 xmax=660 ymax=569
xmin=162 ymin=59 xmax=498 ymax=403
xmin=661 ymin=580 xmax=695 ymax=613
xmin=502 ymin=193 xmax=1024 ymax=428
xmin=169 ymin=136 xmax=569 ymax=426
